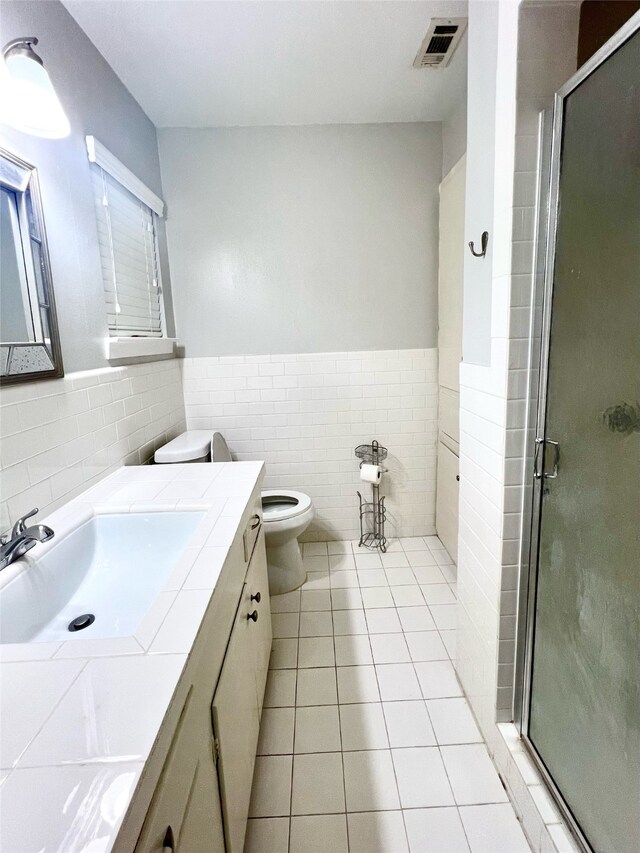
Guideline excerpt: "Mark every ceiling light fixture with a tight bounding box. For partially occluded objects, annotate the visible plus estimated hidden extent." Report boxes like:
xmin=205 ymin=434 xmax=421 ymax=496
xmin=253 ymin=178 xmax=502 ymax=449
xmin=0 ymin=37 xmax=70 ymax=138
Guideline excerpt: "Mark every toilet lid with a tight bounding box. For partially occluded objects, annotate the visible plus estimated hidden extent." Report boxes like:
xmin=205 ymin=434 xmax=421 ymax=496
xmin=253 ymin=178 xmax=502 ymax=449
xmin=261 ymin=490 xmax=312 ymax=521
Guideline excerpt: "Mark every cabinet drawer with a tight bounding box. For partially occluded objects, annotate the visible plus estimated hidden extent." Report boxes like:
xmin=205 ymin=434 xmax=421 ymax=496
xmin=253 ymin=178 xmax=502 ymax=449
xmin=246 ymin=532 xmax=271 ymax=716
xmin=243 ymin=510 xmax=262 ymax=562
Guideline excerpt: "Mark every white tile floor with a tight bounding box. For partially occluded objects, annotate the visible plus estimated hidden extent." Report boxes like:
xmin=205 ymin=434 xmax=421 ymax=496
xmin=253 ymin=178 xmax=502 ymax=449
xmin=246 ymin=537 xmax=531 ymax=853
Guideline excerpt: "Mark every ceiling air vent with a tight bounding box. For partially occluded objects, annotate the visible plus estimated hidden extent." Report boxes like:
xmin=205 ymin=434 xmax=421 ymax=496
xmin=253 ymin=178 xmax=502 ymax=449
xmin=413 ymin=18 xmax=467 ymax=69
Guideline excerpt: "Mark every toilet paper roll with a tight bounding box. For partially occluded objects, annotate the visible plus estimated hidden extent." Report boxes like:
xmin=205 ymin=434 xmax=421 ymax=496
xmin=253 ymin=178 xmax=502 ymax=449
xmin=360 ymin=463 xmax=383 ymax=484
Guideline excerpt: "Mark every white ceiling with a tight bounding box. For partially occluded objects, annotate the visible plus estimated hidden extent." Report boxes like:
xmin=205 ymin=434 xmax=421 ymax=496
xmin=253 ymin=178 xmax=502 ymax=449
xmin=62 ymin=0 xmax=468 ymax=128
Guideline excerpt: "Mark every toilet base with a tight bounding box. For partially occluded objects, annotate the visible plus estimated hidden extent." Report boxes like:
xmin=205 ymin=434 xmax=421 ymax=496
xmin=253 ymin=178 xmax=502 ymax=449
xmin=266 ymin=538 xmax=307 ymax=595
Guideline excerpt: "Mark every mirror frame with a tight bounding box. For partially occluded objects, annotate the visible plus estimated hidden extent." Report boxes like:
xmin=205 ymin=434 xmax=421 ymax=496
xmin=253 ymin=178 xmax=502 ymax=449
xmin=0 ymin=147 xmax=63 ymax=385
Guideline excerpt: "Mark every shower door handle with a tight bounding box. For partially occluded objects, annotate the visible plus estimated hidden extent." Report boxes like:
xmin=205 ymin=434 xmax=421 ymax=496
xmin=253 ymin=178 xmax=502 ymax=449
xmin=534 ymin=438 xmax=560 ymax=479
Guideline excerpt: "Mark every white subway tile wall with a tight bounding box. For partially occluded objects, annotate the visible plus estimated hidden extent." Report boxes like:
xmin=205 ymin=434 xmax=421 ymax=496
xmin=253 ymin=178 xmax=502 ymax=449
xmin=181 ymin=349 xmax=438 ymax=541
xmin=456 ymin=0 xmax=519 ymax=754
xmin=0 ymin=361 xmax=186 ymax=532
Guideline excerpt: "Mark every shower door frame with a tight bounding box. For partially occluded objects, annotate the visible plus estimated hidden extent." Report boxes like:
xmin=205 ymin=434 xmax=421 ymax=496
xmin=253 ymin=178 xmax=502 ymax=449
xmin=515 ymin=12 xmax=640 ymax=853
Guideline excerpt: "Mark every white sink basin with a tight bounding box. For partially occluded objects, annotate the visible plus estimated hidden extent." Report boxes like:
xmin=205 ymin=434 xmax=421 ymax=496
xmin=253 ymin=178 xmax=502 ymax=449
xmin=0 ymin=512 xmax=204 ymax=644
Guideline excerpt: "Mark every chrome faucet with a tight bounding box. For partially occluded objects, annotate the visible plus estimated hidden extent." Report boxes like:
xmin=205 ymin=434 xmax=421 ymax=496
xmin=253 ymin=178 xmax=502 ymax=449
xmin=0 ymin=508 xmax=54 ymax=571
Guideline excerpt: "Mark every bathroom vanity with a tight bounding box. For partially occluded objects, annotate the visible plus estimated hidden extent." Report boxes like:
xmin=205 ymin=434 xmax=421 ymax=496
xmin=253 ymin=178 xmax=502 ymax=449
xmin=0 ymin=461 xmax=271 ymax=853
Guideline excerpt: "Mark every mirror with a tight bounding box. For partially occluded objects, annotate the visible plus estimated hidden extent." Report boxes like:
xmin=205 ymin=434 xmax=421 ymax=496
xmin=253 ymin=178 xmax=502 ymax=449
xmin=0 ymin=148 xmax=63 ymax=383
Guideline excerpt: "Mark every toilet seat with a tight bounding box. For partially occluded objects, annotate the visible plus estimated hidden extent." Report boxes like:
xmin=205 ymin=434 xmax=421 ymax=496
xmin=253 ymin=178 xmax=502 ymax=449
xmin=261 ymin=490 xmax=312 ymax=522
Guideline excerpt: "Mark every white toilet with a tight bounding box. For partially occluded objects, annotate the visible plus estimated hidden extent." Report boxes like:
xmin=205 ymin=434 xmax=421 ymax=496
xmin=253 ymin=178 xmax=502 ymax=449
xmin=154 ymin=430 xmax=313 ymax=595
xmin=259 ymin=489 xmax=314 ymax=595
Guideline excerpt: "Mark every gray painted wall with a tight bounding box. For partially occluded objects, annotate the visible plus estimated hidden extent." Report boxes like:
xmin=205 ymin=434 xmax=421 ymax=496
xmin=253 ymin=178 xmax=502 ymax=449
xmin=0 ymin=0 xmax=174 ymax=373
xmin=462 ymin=0 xmax=499 ymax=367
xmin=442 ymin=96 xmax=467 ymax=177
xmin=158 ymin=123 xmax=442 ymax=356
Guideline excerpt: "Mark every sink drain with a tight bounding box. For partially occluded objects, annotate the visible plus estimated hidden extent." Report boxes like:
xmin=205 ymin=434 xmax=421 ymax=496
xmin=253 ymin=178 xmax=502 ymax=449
xmin=68 ymin=613 xmax=95 ymax=632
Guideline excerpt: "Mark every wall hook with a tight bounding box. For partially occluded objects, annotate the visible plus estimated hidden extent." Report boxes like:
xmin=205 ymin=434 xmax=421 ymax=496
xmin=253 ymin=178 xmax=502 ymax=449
xmin=469 ymin=231 xmax=489 ymax=258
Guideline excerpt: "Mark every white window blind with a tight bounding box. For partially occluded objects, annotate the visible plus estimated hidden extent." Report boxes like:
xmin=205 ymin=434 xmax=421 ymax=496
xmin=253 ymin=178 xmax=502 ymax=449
xmin=90 ymin=164 xmax=164 ymax=338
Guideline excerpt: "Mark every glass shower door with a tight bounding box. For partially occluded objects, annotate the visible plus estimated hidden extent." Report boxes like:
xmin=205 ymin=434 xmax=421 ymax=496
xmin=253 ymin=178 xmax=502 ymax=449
xmin=525 ymin=25 xmax=640 ymax=853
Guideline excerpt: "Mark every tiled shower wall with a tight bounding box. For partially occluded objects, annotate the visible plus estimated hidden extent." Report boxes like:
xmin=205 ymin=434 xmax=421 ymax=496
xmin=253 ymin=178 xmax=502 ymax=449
xmin=182 ymin=348 xmax=438 ymax=541
xmin=457 ymin=0 xmax=580 ymax=734
xmin=0 ymin=360 xmax=186 ymax=532
xmin=457 ymin=4 xmax=583 ymax=853
xmin=499 ymin=0 xmax=581 ymax=717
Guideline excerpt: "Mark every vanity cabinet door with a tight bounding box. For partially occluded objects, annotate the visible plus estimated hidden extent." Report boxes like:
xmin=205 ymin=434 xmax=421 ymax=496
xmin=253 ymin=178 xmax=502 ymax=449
xmin=435 ymin=440 xmax=459 ymax=563
xmin=246 ymin=534 xmax=272 ymax=717
xmin=178 ymin=748 xmax=225 ymax=853
xmin=134 ymin=690 xmax=224 ymax=853
xmin=211 ymin=582 xmax=262 ymax=853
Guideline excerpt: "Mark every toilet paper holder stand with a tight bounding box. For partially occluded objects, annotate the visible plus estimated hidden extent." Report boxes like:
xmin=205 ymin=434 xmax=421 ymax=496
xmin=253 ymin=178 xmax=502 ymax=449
xmin=355 ymin=440 xmax=388 ymax=553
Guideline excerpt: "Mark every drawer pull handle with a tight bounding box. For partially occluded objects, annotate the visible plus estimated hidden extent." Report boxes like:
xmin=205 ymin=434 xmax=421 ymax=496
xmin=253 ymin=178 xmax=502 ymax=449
xmin=251 ymin=591 xmax=261 ymax=603
xmin=247 ymin=610 xmax=259 ymax=622
xmin=250 ymin=514 xmax=261 ymax=530
xmin=162 ymin=825 xmax=175 ymax=852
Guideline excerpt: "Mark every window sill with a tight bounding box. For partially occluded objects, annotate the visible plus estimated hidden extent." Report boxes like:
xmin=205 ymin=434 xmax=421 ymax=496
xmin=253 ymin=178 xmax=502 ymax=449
xmin=107 ymin=337 xmax=176 ymax=362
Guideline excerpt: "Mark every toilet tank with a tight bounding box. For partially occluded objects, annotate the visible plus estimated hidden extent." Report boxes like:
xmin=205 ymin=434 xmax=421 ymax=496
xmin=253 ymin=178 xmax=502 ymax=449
xmin=154 ymin=431 xmax=232 ymax=464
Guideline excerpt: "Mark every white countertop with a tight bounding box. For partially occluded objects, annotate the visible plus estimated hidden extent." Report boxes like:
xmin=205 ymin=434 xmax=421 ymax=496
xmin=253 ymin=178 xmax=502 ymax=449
xmin=0 ymin=460 xmax=264 ymax=853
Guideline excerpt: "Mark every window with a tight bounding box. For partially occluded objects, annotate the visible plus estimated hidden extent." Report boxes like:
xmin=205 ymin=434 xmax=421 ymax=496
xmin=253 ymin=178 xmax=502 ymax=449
xmin=91 ymin=167 xmax=162 ymax=337
xmin=86 ymin=137 xmax=173 ymax=356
